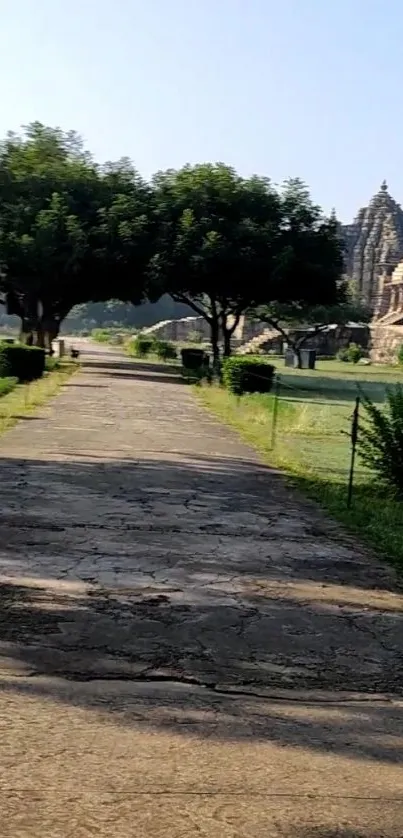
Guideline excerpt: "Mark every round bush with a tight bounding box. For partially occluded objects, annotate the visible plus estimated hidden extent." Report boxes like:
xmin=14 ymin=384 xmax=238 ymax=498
xmin=222 ymin=357 xmax=275 ymax=395
xmin=155 ymin=340 xmax=177 ymax=361
xmin=337 ymin=342 xmax=364 ymax=364
xmin=129 ymin=335 xmax=155 ymax=358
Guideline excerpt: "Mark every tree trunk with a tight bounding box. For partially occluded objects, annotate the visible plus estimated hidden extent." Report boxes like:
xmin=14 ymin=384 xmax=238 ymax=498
xmin=19 ymin=317 xmax=35 ymax=346
xmin=41 ymin=316 xmax=61 ymax=353
xmin=210 ymin=317 xmax=220 ymax=373
xmin=223 ymin=328 xmax=232 ymax=358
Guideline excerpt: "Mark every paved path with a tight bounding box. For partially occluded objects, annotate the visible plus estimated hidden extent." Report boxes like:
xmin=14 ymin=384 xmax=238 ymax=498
xmin=0 ymin=343 xmax=402 ymax=836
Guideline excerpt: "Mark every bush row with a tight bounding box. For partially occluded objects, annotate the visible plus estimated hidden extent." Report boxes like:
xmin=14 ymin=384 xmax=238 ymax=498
xmin=0 ymin=343 xmax=46 ymax=382
xmin=127 ymin=334 xmax=178 ymax=361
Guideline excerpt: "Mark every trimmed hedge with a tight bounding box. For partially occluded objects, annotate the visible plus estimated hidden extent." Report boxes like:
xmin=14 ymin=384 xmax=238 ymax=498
xmin=181 ymin=348 xmax=209 ymax=370
xmin=222 ymin=357 xmax=275 ymax=396
xmin=0 ymin=343 xmax=46 ymax=382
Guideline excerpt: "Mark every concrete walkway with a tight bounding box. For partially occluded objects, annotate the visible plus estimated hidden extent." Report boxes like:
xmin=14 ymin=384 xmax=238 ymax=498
xmin=0 ymin=343 xmax=402 ymax=836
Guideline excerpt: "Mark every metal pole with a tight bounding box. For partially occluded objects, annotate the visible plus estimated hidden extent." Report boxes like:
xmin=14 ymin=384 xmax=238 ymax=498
xmin=347 ymin=396 xmax=360 ymax=508
xmin=270 ymin=374 xmax=280 ymax=450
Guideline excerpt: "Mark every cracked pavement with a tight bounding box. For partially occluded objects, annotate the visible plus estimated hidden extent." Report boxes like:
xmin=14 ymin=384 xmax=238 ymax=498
xmin=0 ymin=342 xmax=402 ymax=836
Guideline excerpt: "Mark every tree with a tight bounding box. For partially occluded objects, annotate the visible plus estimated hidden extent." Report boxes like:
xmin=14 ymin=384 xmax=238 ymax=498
xmin=254 ymin=298 xmax=371 ymax=367
xmin=151 ymin=168 xmax=344 ymax=366
xmin=0 ymin=125 xmax=153 ymax=346
xmin=150 ymin=164 xmax=283 ymax=366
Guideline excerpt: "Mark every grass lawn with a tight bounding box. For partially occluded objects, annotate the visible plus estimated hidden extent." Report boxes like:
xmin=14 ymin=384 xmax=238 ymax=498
xmin=0 ymin=360 xmax=77 ymax=436
xmin=196 ymin=356 xmax=403 ymax=572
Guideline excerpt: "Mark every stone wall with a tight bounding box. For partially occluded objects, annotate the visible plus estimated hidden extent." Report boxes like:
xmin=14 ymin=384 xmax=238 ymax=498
xmin=142 ymin=316 xmax=211 ymax=342
xmin=369 ymin=324 xmax=403 ymax=364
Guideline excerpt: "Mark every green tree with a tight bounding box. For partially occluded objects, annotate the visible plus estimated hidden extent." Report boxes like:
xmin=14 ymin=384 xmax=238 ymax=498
xmin=150 ymin=163 xmax=283 ymax=365
xmin=0 ymin=125 xmax=153 ymax=346
xmin=151 ymin=168 xmax=344 ymax=365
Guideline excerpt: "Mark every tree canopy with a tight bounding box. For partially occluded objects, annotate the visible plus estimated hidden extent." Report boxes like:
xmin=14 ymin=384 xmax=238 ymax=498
xmin=0 ymin=123 xmax=345 ymax=353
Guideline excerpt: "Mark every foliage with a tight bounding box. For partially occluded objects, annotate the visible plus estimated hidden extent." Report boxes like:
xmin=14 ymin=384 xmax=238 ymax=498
xmin=45 ymin=356 xmax=62 ymax=372
xmin=397 ymin=344 xmax=403 ymax=366
xmin=64 ymin=296 xmax=191 ymax=332
xmin=0 ymin=124 xmax=153 ymax=347
xmin=186 ymin=330 xmax=203 ymax=344
xmin=91 ymin=328 xmax=113 ymax=343
xmin=127 ymin=334 xmax=155 ymax=358
xmin=0 ymin=343 xmax=45 ymax=381
xmin=222 ymin=357 xmax=275 ymax=395
xmin=0 ymin=377 xmax=18 ymax=397
xmin=0 ymin=124 xmax=343 ymax=359
xmin=151 ymin=168 xmax=343 ymax=363
xmin=154 ymin=340 xmax=177 ymax=361
xmin=337 ymin=342 xmax=364 ymax=363
xmin=357 ymin=384 xmax=403 ymax=494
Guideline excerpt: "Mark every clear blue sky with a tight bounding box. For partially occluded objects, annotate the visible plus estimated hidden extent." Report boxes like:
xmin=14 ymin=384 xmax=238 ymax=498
xmin=1 ymin=0 xmax=402 ymax=221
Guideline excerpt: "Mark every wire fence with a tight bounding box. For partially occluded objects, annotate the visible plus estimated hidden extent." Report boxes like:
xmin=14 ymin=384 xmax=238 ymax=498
xmin=231 ymin=367 xmax=368 ymax=507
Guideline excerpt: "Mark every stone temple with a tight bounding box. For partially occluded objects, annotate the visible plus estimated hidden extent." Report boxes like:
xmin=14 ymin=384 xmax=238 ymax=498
xmin=342 ymin=181 xmax=403 ymax=361
xmin=343 ymin=181 xmax=403 ymax=323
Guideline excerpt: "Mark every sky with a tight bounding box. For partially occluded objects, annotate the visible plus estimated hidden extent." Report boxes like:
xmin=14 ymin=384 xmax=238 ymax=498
xmin=1 ymin=0 xmax=403 ymax=221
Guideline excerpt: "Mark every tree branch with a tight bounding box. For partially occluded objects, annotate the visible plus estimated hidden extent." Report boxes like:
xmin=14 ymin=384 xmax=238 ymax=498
xmin=295 ymin=323 xmax=329 ymax=349
xmin=170 ymin=293 xmax=212 ymax=323
xmin=260 ymin=317 xmax=290 ymax=343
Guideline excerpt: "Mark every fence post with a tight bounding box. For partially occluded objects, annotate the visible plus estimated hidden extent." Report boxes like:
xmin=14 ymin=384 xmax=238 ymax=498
xmin=270 ymin=374 xmax=280 ymax=450
xmin=347 ymin=395 xmax=360 ymax=509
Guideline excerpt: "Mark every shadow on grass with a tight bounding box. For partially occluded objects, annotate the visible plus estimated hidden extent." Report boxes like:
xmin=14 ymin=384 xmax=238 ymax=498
xmin=278 ymin=375 xmax=388 ymax=404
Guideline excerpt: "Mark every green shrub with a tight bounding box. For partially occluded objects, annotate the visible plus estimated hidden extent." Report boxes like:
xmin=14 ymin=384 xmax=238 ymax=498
xmin=181 ymin=365 xmax=213 ymax=385
xmin=0 ymin=343 xmax=46 ymax=382
xmin=181 ymin=348 xmax=209 ymax=370
xmin=154 ymin=340 xmax=177 ymax=361
xmin=337 ymin=342 xmax=364 ymax=363
xmin=186 ymin=330 xmax=203 ymax=344
xmin=91 ymin=328 xmax=112 ymax=343
xmin=45 ymin=356 xmax=62 ymax=372
xmin=127 ymin=334 xmax=155 ymax=358
xmin=0 ymin=377 xmax=18 ymax=397
xmin=397 ymin=344 xmax=403 ymax=366
xmin=222 ymin=357 xmax=275 ymax=396
xmin=358 ymin=383 xmax=403 ymax=494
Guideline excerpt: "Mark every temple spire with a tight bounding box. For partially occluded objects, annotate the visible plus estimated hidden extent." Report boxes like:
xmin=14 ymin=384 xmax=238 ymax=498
xmin=380 ymin=179 xmax=388 ymax=193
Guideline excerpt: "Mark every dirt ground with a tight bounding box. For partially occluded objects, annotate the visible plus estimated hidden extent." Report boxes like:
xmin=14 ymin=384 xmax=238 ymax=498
xmin=0 ymin=342 xmax=402 ymax=837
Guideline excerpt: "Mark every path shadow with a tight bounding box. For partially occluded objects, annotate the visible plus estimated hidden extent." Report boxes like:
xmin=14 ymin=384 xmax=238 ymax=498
xmin=0 ymin=451 xmax=402 ymax=765
xmin=10 ymin=415 xmax=43 ymax=421
xmin=93 ymin=368 xmax=184 ymax=384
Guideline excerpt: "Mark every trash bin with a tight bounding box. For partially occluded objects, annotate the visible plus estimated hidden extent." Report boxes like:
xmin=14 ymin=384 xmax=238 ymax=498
xmin=284 ymin=349 xmax=316 ymax=369
xmin=284 ymin=349 xmax=299 ymax=368
xmin=300 ymin=349 xmax=316 ymax=369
